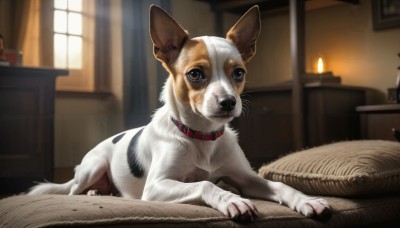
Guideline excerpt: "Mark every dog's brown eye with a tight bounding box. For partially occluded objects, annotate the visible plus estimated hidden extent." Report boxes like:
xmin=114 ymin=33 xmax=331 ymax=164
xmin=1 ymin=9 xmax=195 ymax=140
xmin=233 ymin=68 xmax=245 ymax=82
xmin=186 ymin=69 xmax=205 ymax=83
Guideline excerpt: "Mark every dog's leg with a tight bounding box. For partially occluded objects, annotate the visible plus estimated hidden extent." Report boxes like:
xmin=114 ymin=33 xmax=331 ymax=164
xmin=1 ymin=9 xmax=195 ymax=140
xmin=69 ymin=155 xmax=109 ymax=195
xmin=217 ymin=142 xmax=331 ymax=220
xmin=142 ymin=179 xmax=258 ymax=221
xmin=143 ymin=179 xmax=258 ymax=222
xmin=221 ymin=166 xmax=331 ymax=219
xmin=234 ymin=174 xmax=331 ymax=219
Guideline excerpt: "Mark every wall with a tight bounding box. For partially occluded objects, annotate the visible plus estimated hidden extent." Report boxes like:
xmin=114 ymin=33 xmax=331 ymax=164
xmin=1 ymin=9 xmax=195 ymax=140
xmin=54 ymin=95 xmax=122 ymax=167
xmin=170 ymin=0 xmax=216 ymax=37
xmin=246 ymin=11 xmax=290 ymax=88
xmin=248 ymin=0 xmax=400 ymax=104
xmin=54 ymin=0 xmax=124 ymax=168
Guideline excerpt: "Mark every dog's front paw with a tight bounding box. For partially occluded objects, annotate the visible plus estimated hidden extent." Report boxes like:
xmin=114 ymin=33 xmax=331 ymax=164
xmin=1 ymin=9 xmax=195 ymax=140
xmin=219 ymin=196 xmax=259 ymax=223
xmin=298 ymin=197 xmax=331 ymax=220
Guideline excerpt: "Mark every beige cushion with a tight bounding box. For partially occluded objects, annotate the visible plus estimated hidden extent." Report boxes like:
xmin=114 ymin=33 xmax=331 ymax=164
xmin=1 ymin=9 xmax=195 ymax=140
xmin=258 ymin=140 xmax=400 ymax=196
xmin=1 ymin=194 xmax=400 ymax=227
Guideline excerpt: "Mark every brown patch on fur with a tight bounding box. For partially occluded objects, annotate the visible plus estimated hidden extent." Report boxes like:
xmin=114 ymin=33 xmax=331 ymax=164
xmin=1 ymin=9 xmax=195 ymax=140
xmin=169 ymin=39 xmax=212 ymax=110
xmin=224 ymin=58 xmax=246 ymax=94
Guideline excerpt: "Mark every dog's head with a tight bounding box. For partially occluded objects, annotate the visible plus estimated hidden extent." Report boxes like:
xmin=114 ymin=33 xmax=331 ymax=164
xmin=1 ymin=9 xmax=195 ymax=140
xmin=150 ymin=5 xmax=260 ymax=123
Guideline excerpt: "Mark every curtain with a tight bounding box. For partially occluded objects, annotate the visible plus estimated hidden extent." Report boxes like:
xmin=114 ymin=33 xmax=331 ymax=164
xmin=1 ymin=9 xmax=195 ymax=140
xmin=0 ymin=0 xmax=30 ymax=50
xmin=22 ymin=0 xmax=41 ymax=66
xmin=122 ymin=0 xmax=170 ymax=129
xmin=122 ymin=0 xmax=149 ymax=128
xmin=0 ymin=0 xmax=37 ymax=66
xmin=94 ymin=0 xmax=111 ymax=92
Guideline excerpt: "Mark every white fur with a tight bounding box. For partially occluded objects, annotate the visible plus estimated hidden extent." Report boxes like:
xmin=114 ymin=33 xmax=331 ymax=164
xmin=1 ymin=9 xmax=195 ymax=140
xmin=28 ymin=8 xmax=331 ymax=222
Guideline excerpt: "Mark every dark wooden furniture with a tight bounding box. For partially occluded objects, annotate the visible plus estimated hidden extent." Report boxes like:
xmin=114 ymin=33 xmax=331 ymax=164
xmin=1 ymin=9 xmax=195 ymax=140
xmin=356 ymin=104 xmax=400 ymax=141
xmin=232 ymin=83 xmax=366 ymax=169
xmin=0 ymin=66 xmax=67 ymax=194
xmin=197 ymin=0 xmax=360 ymax=15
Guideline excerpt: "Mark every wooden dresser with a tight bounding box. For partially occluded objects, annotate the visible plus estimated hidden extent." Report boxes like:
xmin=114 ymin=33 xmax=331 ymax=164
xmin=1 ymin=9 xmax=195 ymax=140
xmin=356 ymin=104 xmax=400 ymax=141
xmin=0 ymin=66 xmax=67 ymax=194
xmin=232 ymin=83 xmax=366 ymax=169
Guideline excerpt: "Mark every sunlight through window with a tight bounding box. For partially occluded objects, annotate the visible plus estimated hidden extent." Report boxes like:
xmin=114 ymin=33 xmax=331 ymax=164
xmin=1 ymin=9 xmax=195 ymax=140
xmin=68 ymin=12 xmax=82 ymax=35
xmin=53 ymin=0 xmax=82 ymax=69
xmin=54 ymin=10 xmax=67 ymax=33
xmin=68 ymin=36 xmax=82 ymax=69
xmin=54 ymin=0 xmax=67 ymax=10
xmin=54 ymin=34 xmax=67 ymax=68
xmin=68 ymin=0 xmax=82 ymax=12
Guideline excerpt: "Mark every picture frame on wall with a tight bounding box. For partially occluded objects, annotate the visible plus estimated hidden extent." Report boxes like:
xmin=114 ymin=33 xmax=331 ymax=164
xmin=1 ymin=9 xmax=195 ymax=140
xmin=372 ymin=0 xmax=400 ymax=30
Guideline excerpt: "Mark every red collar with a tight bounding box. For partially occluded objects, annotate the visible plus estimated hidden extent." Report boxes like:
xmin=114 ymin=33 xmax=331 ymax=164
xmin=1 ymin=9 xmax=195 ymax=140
xmin=171 ymin=117 xmax=224 ymax=141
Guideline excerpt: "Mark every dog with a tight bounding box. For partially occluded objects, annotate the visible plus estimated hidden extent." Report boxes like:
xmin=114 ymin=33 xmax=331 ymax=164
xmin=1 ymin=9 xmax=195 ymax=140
xmin=28 ymin=5 xmax=331 ymax=222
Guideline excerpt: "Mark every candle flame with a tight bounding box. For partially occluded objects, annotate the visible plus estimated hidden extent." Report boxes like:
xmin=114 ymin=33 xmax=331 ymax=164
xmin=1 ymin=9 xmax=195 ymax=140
xmin=317 ymin=57 xmax=324 ymax=74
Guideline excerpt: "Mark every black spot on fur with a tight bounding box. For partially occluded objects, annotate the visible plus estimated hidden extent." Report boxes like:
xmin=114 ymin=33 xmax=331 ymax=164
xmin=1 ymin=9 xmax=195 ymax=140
xmin=127 ymin=128 xmax=145 ymax=178
xmin=112 ymin=133 xmax=126 ymax=144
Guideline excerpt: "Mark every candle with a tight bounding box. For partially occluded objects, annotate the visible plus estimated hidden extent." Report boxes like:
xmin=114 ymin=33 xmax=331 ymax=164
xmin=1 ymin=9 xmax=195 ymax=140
xmin=317 ymin=57 xmax=324 ymax=74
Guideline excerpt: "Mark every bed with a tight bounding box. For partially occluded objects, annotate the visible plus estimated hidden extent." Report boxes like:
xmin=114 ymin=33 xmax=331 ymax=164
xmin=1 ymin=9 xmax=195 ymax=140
xmin=1 ymin=140 xmax=400 ymax=227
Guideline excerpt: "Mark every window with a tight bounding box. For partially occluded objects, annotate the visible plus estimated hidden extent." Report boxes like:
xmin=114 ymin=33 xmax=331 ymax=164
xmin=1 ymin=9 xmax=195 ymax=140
xmin=53 ymin=0 xmax=97 ymax=92
xmin=46 ymin=0 xmax=111 ymax=92
xmin=53 ymin=0 xmax=83 ymax=69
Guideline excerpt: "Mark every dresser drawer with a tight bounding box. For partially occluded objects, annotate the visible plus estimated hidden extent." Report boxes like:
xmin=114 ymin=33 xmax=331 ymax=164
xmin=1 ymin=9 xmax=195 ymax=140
xmin=357 ymin=104 xmax=400 ymax=141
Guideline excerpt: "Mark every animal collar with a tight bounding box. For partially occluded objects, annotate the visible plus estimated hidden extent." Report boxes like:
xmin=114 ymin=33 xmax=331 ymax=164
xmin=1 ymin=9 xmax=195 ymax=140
xmin=170 ymin=117 xmax=224 ymax=141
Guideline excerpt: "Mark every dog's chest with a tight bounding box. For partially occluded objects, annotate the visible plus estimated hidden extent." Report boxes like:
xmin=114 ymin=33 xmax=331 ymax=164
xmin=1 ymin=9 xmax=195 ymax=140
xmin=182 ymin=167 xmax=210 ymax=182
xmin=192 ymin=140 xmax=217 ymax=165
xmin=180 ymin=141 xmax=220 ymax=182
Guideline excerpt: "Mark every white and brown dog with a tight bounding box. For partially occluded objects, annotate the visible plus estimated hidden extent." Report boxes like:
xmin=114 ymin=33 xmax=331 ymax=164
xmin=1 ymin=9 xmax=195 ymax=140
xmin=29 ymin=5 xmax=331 ymax=222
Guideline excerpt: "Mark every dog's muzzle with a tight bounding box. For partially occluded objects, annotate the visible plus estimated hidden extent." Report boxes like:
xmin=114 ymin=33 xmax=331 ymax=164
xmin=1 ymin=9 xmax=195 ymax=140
xmin=218 ymin=95 xmax=237 ymax=112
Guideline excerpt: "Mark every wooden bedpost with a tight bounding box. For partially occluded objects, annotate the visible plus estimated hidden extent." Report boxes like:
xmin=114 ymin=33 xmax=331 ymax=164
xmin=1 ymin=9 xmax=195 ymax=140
xmin=290 ymin=0 xmax=306 ymax=150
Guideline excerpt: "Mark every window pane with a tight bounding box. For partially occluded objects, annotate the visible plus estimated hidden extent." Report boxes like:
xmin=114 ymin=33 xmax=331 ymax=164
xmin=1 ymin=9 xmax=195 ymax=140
xmin=68 ymin=0 xmax=82 ymax=12
xmin=54 ymin=10 xmax=67 ymax=33
xmin=68 ymin=36 xmax=82 ymax=69
xmin=54 ymin=0 xmax=67 ymax=10
xmin=68 ymin=12 xmax=82 ymax=35
xmin=54 ymin=34 xmax=67 ymax=68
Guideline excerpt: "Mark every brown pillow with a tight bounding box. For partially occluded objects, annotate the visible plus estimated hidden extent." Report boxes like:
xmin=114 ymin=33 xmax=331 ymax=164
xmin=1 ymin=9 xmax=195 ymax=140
xmin=258 ymin=140 xmax=400 ymax=196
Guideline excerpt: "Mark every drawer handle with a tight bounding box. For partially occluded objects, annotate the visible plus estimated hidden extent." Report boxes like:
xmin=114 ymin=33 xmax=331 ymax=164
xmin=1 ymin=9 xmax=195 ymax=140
xmin=392 ymin=128 xmax=400 ymax=142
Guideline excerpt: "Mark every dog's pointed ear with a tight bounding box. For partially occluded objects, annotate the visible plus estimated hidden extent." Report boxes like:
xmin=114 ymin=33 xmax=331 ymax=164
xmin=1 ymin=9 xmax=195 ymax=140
xmin=150 ymin=5 xmax=189 ymax=64
xmin=226 ymin=5 xmax=261 ymax=62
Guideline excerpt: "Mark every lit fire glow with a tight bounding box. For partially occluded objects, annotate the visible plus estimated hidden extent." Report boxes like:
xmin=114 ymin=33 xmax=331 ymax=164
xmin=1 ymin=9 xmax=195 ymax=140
xmin=317 ymin=57 xmax=324 ymax=74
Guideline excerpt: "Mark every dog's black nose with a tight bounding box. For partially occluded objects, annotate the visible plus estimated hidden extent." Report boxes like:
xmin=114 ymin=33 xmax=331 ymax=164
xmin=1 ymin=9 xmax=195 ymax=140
xmin=218 ymin=96 xmax=236 ymax=111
